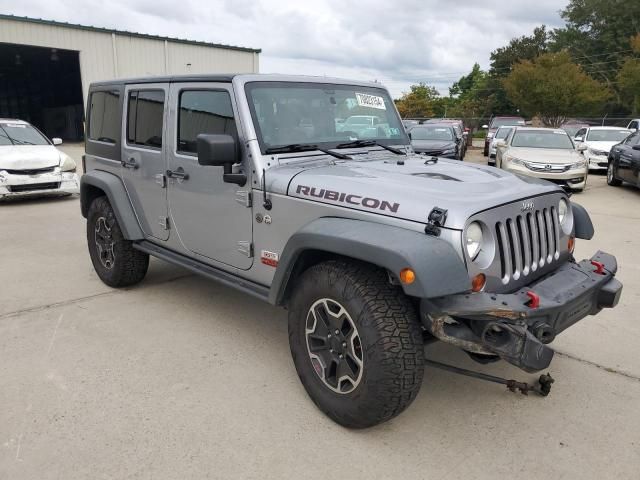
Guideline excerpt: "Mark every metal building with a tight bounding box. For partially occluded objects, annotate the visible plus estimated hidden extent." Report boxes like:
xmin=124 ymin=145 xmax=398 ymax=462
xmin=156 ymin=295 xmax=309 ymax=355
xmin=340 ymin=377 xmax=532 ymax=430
xmin=0 ymin=14 xmax=261 ymax=140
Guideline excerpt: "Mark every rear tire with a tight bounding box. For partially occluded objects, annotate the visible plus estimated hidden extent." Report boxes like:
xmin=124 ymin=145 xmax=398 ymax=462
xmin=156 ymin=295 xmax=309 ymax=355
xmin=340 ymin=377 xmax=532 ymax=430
xmin=288 ymin=260 xmax=425 ymax=428
xmin=607 ymin=161 xmax=622 ymax=186
xmin=87 ymin=196 xmax=149 ymax=287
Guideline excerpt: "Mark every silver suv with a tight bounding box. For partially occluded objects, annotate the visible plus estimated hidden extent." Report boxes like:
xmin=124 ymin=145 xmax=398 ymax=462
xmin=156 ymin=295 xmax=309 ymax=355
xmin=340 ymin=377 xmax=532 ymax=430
xmin=81 ymin=74 xmax=622 ymax=428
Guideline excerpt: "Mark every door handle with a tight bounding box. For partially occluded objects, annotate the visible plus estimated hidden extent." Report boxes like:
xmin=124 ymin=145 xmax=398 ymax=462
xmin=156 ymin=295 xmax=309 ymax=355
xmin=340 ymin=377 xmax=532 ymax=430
xmin=166 ymin=168 xmax=189 ymax=180
xmin=121 ymin=157 xmax=138 ymax=169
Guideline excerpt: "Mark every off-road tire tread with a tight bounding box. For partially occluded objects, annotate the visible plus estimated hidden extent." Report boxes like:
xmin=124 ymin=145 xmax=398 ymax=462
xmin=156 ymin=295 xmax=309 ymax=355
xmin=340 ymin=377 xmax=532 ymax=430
xmin=87 ymin=196 xmax=149 ymax=288
xmin=288 ymin=260 xmax=424 ymax=428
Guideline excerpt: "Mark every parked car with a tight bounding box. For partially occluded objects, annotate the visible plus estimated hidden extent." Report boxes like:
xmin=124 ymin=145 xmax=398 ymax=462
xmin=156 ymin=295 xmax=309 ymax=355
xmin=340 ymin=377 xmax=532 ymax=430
xmin=495 ymin=127 xmax=588 ymax=191
xmin=573 ymin=126 xmax=633 ymax=171
xmin=423 ymin=118 xmax=467 ymax=157
xmin=338 ymin=115 xmax=390 ymax=139
xmin=402 ymin=119 xmax=420 ymax=131
xmin=626 ymin=119 xmax=640 ymax=132
xmin=81 ymin=74 xmax=621 ymax=428
xmin=482 ymin=116 xmax=525 ymax=156
xmin=561 ymin=121 xmax=590 ymax=137
xmin=408 ymin=124 xmax=462 ymax=159
xmin=0 ymin=118 xmax=79 ymax=199
xmin=607 ymin=130 xmax=640 ymax=188
xmin=488 ymin=126 xmax=514 ymax=164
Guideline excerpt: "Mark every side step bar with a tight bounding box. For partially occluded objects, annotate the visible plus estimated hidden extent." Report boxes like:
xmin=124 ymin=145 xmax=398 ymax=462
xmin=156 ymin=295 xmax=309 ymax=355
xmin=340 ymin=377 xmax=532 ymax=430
xmin=134 ymin=240 xmax=270 ymax=303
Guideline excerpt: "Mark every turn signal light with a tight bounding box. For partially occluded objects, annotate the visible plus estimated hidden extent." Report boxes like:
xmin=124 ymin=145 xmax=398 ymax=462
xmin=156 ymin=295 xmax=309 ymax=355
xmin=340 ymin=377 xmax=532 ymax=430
xmin=568 ymin=236 xmax=575 ymax=253
xmin=471 ymin=273 xmax=486 ymax=292
xmin=399 ymin=268 xmax=416 ymax=285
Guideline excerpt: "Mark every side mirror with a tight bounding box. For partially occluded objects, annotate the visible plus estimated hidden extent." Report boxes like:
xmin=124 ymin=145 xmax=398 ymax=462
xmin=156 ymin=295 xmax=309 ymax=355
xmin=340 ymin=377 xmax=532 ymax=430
xmin=496 ymin=140 xmax=507 ymax=148
xmin=52 ymin=138 xmax=63 ymax=145
xmin=407 ymin=132 xmax=412 ymax=140
xmin=196 ymin=134 xmax=245 ymax=186
xmin=574 ymin=136 xmax=583 ymax=142
xmin=577 ymin=144 xmax=588 ymax=152
xmin=481 ymin=124 xmax=489 ymax=129
xmin=632 ymin=144 xmax=640 ymax=151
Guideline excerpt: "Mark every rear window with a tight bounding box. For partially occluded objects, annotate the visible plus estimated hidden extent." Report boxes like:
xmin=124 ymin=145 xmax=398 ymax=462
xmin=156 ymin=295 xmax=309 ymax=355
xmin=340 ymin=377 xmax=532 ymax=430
xmin=88 ymin=91 xmax=120 ymax=144
xmin=127 ymin=90 xmax=165 ymax=148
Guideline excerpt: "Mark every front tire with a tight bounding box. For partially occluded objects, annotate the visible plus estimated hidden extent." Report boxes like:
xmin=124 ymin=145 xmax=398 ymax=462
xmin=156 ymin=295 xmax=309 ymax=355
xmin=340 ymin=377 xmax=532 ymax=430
xmin=288 ymin=260 xmax=425 ymax=428
xmin=87 ymin=196 xmax=149 ymax=287
xmin=607 ymin=160 xmax=622 ymax=186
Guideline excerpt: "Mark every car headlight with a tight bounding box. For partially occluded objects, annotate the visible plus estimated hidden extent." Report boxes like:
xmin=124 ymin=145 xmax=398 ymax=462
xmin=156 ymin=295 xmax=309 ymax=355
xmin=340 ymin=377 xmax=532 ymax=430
xmin=465 ymin=222 xmax=483 ymax=260
xmin=60 ymin=155 xmax=77 ymax=173
xmin=504 ymin=155 xmax=524 ymax=166
xmin=569 ymin=159 xmax=587 ymax=169
xmin=588 ymin=147 xmax=606 ymax=156
xmin=558 ymin=199 xmax=569 ymax=226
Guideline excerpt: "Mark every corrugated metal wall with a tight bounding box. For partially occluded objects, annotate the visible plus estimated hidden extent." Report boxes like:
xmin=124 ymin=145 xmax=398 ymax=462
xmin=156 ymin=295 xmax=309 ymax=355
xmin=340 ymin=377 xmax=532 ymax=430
xmin=0 ymin=17 xmax=259 ymax=103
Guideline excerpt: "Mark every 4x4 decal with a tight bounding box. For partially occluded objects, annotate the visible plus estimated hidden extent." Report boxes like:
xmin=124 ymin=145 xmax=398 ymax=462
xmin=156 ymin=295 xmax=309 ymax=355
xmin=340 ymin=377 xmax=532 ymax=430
xmin=295 ymin=185 xmax=400 ymax=213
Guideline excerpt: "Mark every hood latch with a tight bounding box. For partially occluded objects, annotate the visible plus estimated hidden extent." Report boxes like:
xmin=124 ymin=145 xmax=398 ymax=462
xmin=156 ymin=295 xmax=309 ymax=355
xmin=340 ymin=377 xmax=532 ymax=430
xmin=425 ymin=207 xmax=448 ymax=236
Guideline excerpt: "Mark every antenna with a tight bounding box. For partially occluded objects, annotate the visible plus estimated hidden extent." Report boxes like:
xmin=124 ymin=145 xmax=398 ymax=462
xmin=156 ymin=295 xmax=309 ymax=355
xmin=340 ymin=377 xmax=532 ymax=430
xmin=262 ymin=168 xmax=272 ymax=210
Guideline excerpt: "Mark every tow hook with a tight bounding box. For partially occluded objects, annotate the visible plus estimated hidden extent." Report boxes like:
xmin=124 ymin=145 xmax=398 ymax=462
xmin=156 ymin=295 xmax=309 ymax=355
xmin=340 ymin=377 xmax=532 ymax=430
xmin=424 ymin=358 xmax=555 ymax=397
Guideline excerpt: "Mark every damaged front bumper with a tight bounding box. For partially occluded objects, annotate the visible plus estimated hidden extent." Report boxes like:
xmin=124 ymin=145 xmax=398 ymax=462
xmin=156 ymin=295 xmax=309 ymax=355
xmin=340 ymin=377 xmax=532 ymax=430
xmin=0 ymin=169 xmax=79 ymax=199
xmin=421 ymin=251 xmax=622 ymax=372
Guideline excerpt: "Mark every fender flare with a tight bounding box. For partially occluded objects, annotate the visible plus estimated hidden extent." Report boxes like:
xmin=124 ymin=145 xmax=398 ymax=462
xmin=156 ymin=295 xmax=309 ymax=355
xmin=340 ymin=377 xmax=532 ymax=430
xmin=269 ymin=217 xmax=471 ymax=305
xmin=80 ymin=170 xmax=144 ymax=240
xmin=571 ymin=202 xmax=594 ymax=240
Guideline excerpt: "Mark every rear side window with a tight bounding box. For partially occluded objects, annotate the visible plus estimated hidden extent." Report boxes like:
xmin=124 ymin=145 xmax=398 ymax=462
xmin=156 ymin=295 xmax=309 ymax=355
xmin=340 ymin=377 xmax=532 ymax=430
xmin=127 ymin=90 xmax=165 ymax=148
xmin=88 ymin=90 xmax=120 ymax=143
xmin=177 ymin=90 xmax=236 ymax=155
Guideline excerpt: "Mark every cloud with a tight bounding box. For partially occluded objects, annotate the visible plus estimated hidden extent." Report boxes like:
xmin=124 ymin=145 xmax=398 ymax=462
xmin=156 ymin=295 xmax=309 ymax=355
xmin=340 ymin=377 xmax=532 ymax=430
xmin=0 ymin=0 xmax=569 ymax=97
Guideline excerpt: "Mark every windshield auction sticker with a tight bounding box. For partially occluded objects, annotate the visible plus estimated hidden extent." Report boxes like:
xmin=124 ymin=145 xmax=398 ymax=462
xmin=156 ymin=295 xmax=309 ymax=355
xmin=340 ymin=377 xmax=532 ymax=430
xmin=355 ymin=93 xmax=386 ymax=110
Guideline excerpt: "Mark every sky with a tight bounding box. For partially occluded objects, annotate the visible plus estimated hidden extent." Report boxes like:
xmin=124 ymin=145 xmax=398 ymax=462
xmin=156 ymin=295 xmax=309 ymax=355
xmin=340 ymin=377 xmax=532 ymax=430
xmin=0 ymin=0 xmax=569 ymax=98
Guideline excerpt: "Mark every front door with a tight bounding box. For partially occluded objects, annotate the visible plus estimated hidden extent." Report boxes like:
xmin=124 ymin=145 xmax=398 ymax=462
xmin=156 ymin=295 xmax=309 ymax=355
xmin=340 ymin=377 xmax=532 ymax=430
xmin=166 ymin=83 xmax=253 ymax=270
xmin=121 ymin=85 xmax=169 ymax=241
xmin=616 ymin=132 xmax=640 ymax=183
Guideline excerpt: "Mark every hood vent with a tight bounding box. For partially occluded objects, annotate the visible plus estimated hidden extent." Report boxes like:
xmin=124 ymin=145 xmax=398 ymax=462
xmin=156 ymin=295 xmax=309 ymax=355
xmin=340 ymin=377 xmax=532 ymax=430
xmin=412 ymin=172 xmax=461 ymax=181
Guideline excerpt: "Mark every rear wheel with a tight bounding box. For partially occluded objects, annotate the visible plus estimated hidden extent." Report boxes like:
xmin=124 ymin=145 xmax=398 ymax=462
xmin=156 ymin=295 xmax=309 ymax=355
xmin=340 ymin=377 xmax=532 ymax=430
xmin=607 ymin=160 xmax=622 ymax=186
xmin=87 ymin=196 xmax=149 ymax=287
xmin=288 ymin=260 xmax=425 ymax=428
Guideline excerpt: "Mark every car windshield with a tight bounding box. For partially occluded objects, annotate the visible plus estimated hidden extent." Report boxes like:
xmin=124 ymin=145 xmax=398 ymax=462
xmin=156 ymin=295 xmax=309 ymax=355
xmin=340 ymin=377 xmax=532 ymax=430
xmin=490 ymin=118 xmax=525 ymax=128
xmin=495 ymin=127 xmax=512 ymax=139
xmin=586 ymin=129 xmax=631 ymax=142
xmin=410 ymin=126 xmax=453 ymax=141
xmin=245 ymin=82 xmax=407 ymax=151
xmin=511 ymin=130 xmax=574 ymax=149
xmin=0 ymin=122 xmax=50 ymax=146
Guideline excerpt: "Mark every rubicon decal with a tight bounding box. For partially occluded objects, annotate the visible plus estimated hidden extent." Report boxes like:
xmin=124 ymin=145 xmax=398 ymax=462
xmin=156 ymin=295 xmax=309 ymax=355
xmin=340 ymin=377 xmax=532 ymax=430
xmin=295 ymin=185 xmax=400 ymax=213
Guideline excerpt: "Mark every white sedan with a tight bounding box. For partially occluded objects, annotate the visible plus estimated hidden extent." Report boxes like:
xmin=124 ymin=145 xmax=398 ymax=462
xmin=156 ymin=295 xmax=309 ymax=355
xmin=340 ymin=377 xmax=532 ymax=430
xmin=573 ymin=126 xmax=632 ymax=171
xmin=0 ymin=119 xmax=79 ymax=199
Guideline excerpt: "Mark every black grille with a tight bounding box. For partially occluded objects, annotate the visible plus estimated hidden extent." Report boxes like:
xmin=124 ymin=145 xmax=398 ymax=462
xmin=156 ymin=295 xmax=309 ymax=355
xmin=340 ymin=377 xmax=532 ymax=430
xmin=495 ymin=207 xmax=560 ymax=284
xmin=4 ymin=166 xmax=56 ymax=175
xmin=8 ymin=182 xmax=60 ymax=193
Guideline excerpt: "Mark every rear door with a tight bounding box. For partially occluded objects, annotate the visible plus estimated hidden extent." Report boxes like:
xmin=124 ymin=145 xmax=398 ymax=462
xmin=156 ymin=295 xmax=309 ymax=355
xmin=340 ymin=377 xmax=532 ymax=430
xmin=121 ymin=84 xmax=169 ymax=241
xmin=617 ymin=133 xmax=639 ymax=183
xmin=166 ymin=83 xmax=253 ymax=270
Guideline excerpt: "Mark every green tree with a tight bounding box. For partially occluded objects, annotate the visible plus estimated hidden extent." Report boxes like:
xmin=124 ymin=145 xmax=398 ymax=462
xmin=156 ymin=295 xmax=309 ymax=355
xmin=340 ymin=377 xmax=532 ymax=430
xmin=504 ymin=51 xmax=611 ymax=127
xmin=617 ymin=34 xmax=640 ymax=115
xmin=394 ymin=83 xmax=440 ymax=118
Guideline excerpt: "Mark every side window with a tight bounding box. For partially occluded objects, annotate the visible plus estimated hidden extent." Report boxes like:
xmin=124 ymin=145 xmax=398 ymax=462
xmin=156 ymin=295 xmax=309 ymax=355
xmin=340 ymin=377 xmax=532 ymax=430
xmin=576 ymin=128 xmax=586 ymax=139
xmin=88 ymin=90 xmax=120 ymax=143
xmin=177 ymin=90 xmax=237 ymax=155
xmin=629 ymin=121 xmax=638 ymax=130
xmin=626 ymin=132 xmax=640 ymax=146
xmin=127 ymin=90 xmax=165 ymax=148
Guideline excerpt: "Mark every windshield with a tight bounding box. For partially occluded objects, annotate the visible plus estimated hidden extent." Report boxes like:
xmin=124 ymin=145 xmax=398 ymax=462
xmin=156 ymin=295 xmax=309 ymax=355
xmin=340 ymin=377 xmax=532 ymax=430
xmin=490 ymin=118 xmax=525 ymax=128
xmin=0 ymin=122 xmax=50 ymax=146
xmin=511 ymin=130 xmax=574 ymax=149
xmin=586 ymin=129 xmax=631 ymax=142
xmin=495 ymin=127 xmax=512 ymax=139
xmin=409 ymin=126 xmax=453 ymax=141
xmin=245 ymin=82 xmax=407 ymax=151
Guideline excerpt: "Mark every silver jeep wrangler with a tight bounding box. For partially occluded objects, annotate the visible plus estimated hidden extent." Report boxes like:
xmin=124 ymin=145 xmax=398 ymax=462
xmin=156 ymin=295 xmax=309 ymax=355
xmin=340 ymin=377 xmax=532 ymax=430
xmin=81 ymin=74 xmax=622 ymax=428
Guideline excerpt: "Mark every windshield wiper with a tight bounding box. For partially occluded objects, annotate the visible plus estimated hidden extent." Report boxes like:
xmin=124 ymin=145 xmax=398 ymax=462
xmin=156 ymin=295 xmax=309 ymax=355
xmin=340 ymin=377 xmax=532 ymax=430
xmin=264 ymin=144 xmax=351 ymax=160
xmin=335 ymin=139 xmax=407 ymax=155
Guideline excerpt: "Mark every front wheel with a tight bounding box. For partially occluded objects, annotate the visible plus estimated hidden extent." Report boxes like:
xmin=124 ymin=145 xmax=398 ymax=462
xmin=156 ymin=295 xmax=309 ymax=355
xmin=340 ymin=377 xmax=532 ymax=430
xmin=288 ymin=260 xmax=425 ymax=428
xmin=607 ymin=161 xmax=622 ymax=186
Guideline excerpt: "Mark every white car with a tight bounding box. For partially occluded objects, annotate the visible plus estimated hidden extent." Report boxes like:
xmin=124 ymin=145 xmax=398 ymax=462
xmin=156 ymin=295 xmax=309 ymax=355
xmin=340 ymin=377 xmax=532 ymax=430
xmin=0 ymin=119 xmax=79 ymax=199
xmin=573 ymin=126 xmax=632 ymax=171
xmin=488 ymin=126 xmax=514 ymax=164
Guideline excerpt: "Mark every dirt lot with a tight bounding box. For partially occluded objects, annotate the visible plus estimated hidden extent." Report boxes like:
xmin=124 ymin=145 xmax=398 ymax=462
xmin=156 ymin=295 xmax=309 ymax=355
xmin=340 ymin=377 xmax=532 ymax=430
xmin=1 ymin=143 xmax=639 ymax=479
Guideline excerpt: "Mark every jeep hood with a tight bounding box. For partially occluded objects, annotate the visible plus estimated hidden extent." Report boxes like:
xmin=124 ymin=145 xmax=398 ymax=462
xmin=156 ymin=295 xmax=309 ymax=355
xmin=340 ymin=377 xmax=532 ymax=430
xmin=270 ymin=154 xmax=562 ymax=230
xmin=0 ymin=145 xmax=61 ymax=170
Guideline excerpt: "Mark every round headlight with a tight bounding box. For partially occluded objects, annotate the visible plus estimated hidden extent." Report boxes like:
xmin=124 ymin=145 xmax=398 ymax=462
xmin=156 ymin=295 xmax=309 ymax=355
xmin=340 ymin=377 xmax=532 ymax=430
xmin=465 ymin=222 xmax=483 ymax=260
xmin=558 ymin=199 xmax=568 ymax=225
